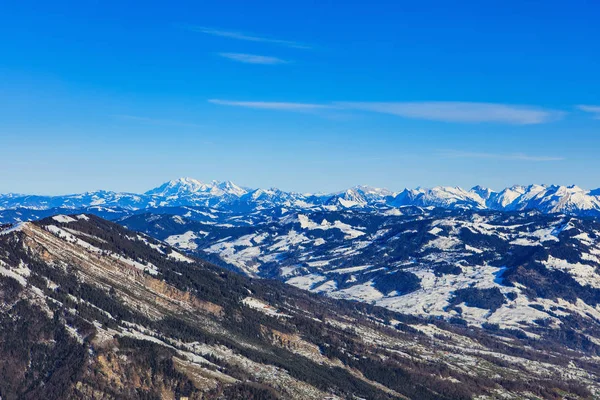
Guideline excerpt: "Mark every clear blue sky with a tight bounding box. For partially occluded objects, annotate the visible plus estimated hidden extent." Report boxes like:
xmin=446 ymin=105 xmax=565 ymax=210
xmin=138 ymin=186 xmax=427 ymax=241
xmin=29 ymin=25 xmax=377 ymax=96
xmin=1 ymin=0 xmax=599 ymax=194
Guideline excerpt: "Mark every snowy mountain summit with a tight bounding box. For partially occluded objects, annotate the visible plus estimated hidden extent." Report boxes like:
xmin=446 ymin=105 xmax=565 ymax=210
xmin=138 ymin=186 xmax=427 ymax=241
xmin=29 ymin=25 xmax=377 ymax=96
xmin=145 ymin=177 xmax=247 ymax=198
xmin=2 ymin=178 xmax=600 ymax=217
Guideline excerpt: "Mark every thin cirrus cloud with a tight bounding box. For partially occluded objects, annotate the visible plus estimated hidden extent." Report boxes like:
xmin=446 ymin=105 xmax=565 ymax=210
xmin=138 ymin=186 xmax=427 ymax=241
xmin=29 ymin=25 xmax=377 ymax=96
xmin=218 ymin=52 xmax=288 ymax=65
xmin=184 ymin=25 xmax=310 ymax=49
xmin=337 ymin=102 xmax=564 ymax=125
xmin=209 ymin=99 xmax=565 ymax=125
xmin=577 ymin=105 xmax=600 ymax=119
xmin=438 ymin=149 xmax=565 ymax=162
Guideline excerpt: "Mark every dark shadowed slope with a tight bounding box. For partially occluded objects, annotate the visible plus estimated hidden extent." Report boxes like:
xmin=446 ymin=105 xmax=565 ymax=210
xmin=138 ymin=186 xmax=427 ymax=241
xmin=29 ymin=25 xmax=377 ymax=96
xmin=0 ymin=215 xmax=598 ymax=399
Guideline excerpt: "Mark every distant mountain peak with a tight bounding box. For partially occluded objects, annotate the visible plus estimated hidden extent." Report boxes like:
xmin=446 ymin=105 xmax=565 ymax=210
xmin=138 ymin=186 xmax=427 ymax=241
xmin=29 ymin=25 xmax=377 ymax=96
xmin=351 ymin=185 xmax=395 ymax=198
xmin=145 ymin=177 xmax=247 ymax=198
xmin=2 ymin=179 xmax=600 ymax=218
xmin=145 ymin=177 xmax=206 ymax=196
xmin=470 ymin=185 xmax=495 ymax=200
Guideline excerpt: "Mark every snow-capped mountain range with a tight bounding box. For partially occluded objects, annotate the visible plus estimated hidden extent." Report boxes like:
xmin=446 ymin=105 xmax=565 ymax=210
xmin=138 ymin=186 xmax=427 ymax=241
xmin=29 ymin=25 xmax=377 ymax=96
xmin=2 ymin=177 xmax=600 ymax=217
xmin=3 ymin=177 xmax=600 ymax=388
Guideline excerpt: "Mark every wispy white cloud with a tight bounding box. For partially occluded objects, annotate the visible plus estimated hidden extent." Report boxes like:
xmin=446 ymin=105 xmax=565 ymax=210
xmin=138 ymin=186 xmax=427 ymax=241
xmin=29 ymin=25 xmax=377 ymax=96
xmin=209 ymin=99 xmax=565 ymax=124
xmin=337 ymin=102 xmax=564 ymax=125
xmin=185 ymin=26 xmax=309 ymax=49
xmin=438 ymin=149 xmax=565 ymax=162
xmin=218 ymin=52 xmax=288 ymax=65
xmin=577 ymin=104 xmax=600 ymax=119
xmin=208 ymin=99 xmax=334 ymax=112
xmin=112 ymin=115 xmax=203 ymax=128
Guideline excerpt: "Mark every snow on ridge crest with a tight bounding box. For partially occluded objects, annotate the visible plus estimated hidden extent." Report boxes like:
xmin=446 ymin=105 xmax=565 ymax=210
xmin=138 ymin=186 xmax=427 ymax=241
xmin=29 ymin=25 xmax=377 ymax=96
xmin=2 ymin=178 xmax=600 ymax=217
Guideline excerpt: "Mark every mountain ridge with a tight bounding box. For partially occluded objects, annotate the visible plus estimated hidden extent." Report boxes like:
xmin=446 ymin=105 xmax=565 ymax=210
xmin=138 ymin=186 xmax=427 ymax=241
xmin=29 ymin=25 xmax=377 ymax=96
xmin=121 ymin=206 xmax=600 ymax=333
xmin=3 ymin=214 xmax=598 ymax=398
xmin=2 ymin=178 xmax=600 ymax=217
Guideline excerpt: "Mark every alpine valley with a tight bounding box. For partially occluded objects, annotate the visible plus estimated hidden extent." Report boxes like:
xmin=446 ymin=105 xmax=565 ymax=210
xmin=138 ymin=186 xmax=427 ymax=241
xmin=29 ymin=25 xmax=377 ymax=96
xmin=2 ymin=179 xmax=600 ymax=399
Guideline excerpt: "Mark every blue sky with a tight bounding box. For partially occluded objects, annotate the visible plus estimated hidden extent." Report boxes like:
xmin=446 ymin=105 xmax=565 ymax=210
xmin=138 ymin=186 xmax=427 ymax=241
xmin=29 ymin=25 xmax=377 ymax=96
xmin=1 ymin=0 xmax=599 ymax=194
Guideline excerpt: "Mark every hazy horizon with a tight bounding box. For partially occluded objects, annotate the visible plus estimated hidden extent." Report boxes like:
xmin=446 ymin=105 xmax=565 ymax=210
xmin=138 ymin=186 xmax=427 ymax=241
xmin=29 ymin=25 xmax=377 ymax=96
xmin=1 ymin=176 xmax=597 ymax=197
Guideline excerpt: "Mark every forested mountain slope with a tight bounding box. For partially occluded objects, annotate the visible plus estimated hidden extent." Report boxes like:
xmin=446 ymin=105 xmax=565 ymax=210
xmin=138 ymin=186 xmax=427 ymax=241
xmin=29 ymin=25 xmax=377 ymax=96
xmin=0 ymin=215 xmax=598 ymax=399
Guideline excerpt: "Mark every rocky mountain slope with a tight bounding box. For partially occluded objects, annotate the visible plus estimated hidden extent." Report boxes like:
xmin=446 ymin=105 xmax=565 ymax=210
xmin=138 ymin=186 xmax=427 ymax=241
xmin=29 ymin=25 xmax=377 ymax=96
xmin=2 ymin=178 xmax=600 ymax=218
xmin=1 ymin=215 xmax=599 ymax=399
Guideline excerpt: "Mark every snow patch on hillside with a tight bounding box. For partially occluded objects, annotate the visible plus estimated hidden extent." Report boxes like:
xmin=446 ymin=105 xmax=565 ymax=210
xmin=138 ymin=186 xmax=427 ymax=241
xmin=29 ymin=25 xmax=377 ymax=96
xmin=543 ymin=256 xmax=600 ymax=288
xmin=298 ymin=214 xmax=365 ymax=239
xmin=242 ymin=297 xmax=291 ymax=318
xmin=165 ymin=231 xmax=205 ymax=250
xmin=52 ymin=215 xmax=77 ymax=223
